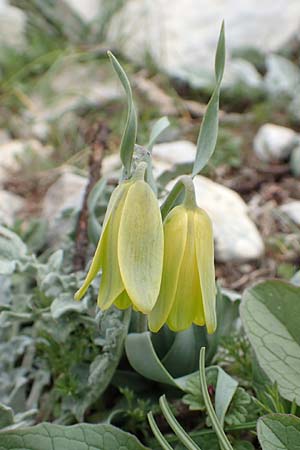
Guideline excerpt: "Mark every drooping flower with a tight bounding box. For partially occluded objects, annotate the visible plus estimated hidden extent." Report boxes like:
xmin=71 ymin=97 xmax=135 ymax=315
xmin=75 ymin=163 xmax=164 ymax=314
xmin=148 ymin=177 xmax=216 ymax=334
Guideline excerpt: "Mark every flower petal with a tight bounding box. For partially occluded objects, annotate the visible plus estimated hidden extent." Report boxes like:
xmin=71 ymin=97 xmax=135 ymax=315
xmin=194 ymin=209 xmax=216 ymax=334
xmin=118 ymin=180 xmax=164 ymax=313
xmin=166 ymin=211 xmax=202 ymax=331
xmin=97 ymin=188 xmax=129 ymax=310
xmin=114 ymin=291 xmax=131 ymax=310
xmin=148 ymin=206 xmax=188 ymax=332
xmin=74 ymin=183 xmax=129 ymax=301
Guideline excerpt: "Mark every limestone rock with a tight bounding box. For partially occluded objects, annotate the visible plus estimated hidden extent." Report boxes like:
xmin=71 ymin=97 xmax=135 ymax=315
xmin=42 ymin=170 xmax=88 ymax=226
xmin=105 ymin=0 xmax=300 ymax=85
xmin=279 ymin=201 xmax=300 ymax=226
xmin=253 ymin=124 xmax=299 ymax=162
xmin=0 ymin=190 xmax=25 ymax=226
xmin=165 ymin=175 xmax=264 ymax=262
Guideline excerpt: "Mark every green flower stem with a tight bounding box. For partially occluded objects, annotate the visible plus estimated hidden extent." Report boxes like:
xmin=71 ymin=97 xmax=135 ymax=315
xmin=199 ymin=347 xmax=234 ymax=450
xmin=148 ymin=411 xmax=174 ymax=450
xmin=136 ymin=311 xmax=148 ymax=333
xmin=159 ymin=395 xmax=202 ymax=450
xmin=180 ymin=176 xmax=197 ymax=209
xmin=132 ymin=161 xmax=147 ymax=181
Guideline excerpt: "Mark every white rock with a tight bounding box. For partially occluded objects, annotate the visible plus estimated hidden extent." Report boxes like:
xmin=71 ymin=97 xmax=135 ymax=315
xmin=63 ymin=0 xmax=101 ymax=22
xmin=0 ymin=190 xmax=25 ymax=226
xmin=0 ymin=0 xmax=26 ymax=48
xmin=279 ymin=201 xmax=300 ymax=225
xmin=101 ymin=154 xmax=121 ymax=176
xmin=30 ymin=62 xmax=122 ymax=122
xmin=152 ymin=141 xmax=196 ymax=166
xmin=0 ymin=129 xmax=10 ymax=145
xmin=42 ymin=170 xmax=88 ymax=227
xmin=105 ymin=0 xmax=300 ymax=84
xmin=0 ymin=139 xmax=48 ymax=185
xmin=165 ymin=175 xmax=264 ymax=262
xmin=253 ymin=124 xmax=298 ymax=162
xmin=265 ymin=54 xmax=300 ymax=97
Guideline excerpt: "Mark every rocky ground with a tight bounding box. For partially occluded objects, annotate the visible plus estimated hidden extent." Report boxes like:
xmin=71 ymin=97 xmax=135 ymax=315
xmin=0 ymin=0 xmax=299 ymax=291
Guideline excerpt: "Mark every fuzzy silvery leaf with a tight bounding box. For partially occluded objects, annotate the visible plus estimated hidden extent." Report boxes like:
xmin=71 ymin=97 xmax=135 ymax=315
xmin=257 ymin=414 xmax=300 ymax=450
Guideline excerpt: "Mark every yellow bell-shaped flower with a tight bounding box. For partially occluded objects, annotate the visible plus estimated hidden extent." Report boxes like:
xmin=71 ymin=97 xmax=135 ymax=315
xmin=148 ymin=177 xmax=216 ymax=334
xmin=75 ymin=163 xmax=164 ymax=314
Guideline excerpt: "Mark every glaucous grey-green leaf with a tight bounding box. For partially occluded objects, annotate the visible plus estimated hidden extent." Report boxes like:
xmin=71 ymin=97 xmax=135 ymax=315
xmin=192 ymin=22 xmax=225 ymax=176
xmin=0 ymin=422 xmax=149 ymax=450
xmin=240 ymin=280 xmax=300 ymax=405
xmin=257 ymin=414 xmax=300 ymax=450
xmin=0 ymin=226 xmax=27 ymax=275
xmin=125 ymin=332 xmax=178 ymax=387
xmin=0 ymin=404 xmax=13 ymax=429
xmin=108 ymin=51 xmax=137 ymax=176
xmin=50 ymin=294 xmax=87 ymax=319
xmin=73 ymin=307 xmax=131 ymax=420
xmin=147 ymin=116 xmax=170 ymax=151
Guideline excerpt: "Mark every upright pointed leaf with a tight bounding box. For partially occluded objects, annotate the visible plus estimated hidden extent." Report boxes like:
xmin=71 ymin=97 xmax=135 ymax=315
xmin=147 ymin=116 xmax=170 ymax=151
xmin=108 ymin=51 xmax=137 ymax=176
xmin=192 ymin=22 xmax=225 ymax=176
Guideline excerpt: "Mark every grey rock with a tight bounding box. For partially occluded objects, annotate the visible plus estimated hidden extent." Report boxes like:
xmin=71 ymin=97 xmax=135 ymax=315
xmin=105 ymin=0 xmax=300 ymax=84
xmin=279 ymin=201 xmax=300 ymax=226
xmin=0 ymin=139 xmax=48 ymax=185
xmin=165 ymin=175 xmax=264 ymax=262
xmin=42 ymin=169 xmax=88 ymax=226
xmin=0 ymin=190 xmax=25 ymax=226
xmin=33 ymin=62 xmax=122 ymax=122
xmin=63 ymin=0 xmax=101 ymax=22
xmin=253 ymin=124 xmax=299 ymax=162
xmin=0 ymin=129 xmax=10 ymax=145
xmin=265 ymin=54 xmax=300 ymax=97
xmin=152 ymin=140 xmax=196 ymax=166
xmin=0 ymin=0 xmax=26 ymax=48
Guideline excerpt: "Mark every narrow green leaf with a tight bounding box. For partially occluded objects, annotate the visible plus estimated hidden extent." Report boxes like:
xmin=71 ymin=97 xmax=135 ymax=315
xmin=147 ymin=116 xmax=170 ymax=151
xmin=240 ymin=280 xmax=300 ymax=405
xmin=108 ymin=51 xmax=137 ymax=176
xmin=0 ymin=422 xmax=149 ymax=450
xmin=192 ymin=22 xmax=225 ymax=176
xmin=160 ymin=181 xmax=184 ymax=220
xmin=199 ymin=348 xmax=234 ymax=450
xmin=148 ymin=412 xmax=174 ymax=450
xmin=257 ymin=413 xmax=300 ymax=450
xmin=159 ymin=395 xmax=201 ymax=450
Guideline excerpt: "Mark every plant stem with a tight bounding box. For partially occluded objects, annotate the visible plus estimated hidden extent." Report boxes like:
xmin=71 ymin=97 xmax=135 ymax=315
xmin=137 ymin=311 xmax=148 ymax=333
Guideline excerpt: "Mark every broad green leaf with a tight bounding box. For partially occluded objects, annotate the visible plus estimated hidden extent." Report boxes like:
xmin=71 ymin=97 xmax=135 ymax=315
xmin=125 ymin=332 xmax=179 ymax=387
xmin=192 ymin=22 xmax=225 ymax=176
xmin=206 ymin=287 xmax=240 ymax=362
xmin=108 ymin=51 xmax=137 ymax=176
xmin=214 ymin=367 xmax=238 ymax=427
xmin=183 ymin=366 xmax=238 ymax=426
xmin=257 ymin=414 xmax=300 ymax=450
xmin=0 ymin=422 xmax=149 ymax=450
xmin=240 ymin=280 xmax=300 ymax=405
xmin=161 ymin=326 xmax=207 ymax=378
